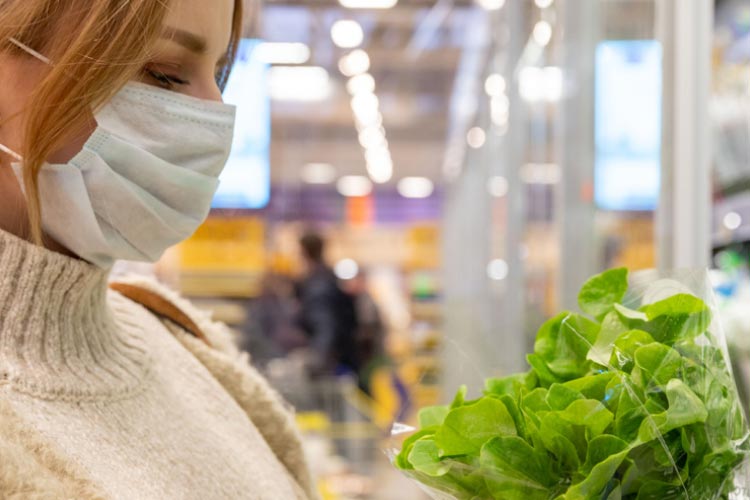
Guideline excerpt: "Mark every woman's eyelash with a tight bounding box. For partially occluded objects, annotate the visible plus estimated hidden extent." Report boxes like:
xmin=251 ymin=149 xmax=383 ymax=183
xmin=146 ymin=68 xmax=188 ymax=87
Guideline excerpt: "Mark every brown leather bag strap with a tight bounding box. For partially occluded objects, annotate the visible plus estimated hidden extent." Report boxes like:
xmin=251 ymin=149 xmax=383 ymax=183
xmin=109 ymin=282 xmax=212 ymax=348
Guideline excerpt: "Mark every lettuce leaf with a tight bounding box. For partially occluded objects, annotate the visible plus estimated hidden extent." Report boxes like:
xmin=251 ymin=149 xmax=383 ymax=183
xmin=395 ymin=268 xmax=750 ymax=499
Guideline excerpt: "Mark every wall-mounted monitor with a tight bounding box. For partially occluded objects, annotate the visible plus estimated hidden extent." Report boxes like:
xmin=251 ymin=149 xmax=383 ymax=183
xmin=595 ymin=40 xmax=662 ymax=211
xmin=212 ymin=39 xmax=271 ymax=209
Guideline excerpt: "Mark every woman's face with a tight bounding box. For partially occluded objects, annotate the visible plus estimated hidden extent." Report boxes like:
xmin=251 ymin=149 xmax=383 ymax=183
xmin=0 ymin=0 xmax=236 ymax=242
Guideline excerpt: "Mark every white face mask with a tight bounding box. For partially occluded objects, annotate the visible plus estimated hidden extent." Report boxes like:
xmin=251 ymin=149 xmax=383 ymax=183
xmin=1 ymin=39 xmax=236 ymax=268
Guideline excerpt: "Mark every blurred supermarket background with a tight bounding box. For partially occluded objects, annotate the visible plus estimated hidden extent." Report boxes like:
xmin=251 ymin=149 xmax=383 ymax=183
xmin=117 ymin=0 xmax=750 ymax=497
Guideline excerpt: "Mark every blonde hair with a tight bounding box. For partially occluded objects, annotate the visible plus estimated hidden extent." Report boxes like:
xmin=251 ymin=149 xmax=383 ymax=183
xmin=0 ymin=0 xmax=243 ymax=244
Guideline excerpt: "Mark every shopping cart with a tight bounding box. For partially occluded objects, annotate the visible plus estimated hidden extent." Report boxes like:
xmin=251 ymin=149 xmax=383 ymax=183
xmin=263 ymin=355 xmax=415 ymax=499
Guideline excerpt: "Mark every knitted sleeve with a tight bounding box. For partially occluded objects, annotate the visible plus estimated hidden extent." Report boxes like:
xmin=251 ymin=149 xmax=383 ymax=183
xmin=0 ymin=399 xmax=107 ymax=500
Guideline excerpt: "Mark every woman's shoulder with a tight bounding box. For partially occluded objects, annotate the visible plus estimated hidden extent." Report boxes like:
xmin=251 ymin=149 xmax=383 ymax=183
xmin=107 ymin=274 xmax=241 ymax=358
xmin=0 ymin=397 xmax=106 ymax=499
xmin=106 ymin=276 xmax=319 ymax=499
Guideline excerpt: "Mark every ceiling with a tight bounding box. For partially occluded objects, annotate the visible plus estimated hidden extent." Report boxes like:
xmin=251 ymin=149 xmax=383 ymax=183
xmin=254 ymin=0 xmax=657 ymax=188
xmin=257 ymin=0 xmax=483 ymax=186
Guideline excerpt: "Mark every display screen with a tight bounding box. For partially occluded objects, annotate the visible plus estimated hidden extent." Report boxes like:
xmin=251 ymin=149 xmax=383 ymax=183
xmin=595 ymin=40 xmax=662 ymax=211
xmin=212 ymin=39 xmax=271 ymax=209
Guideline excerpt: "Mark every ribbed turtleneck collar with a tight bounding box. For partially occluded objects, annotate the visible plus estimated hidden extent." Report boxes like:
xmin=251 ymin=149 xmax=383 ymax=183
xmin=0 ymin=229 xmax=152 ymax=401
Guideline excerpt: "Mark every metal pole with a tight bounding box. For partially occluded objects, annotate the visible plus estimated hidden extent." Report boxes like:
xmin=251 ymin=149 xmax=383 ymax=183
xmin=440 ymin=9 xmax=499 ymax=398
xmin=502 ymin=0 xmax=529 ymax=367
xmin=556 ymin=0 xmax=600 ymax=310
xmin=656 ymin=0 xmax=713 ymax=270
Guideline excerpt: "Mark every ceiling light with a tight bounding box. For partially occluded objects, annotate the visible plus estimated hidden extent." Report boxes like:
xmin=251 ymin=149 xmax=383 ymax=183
xmin=398 ymin=177 xmax=434 ymax=199
xmin=365 ymin=147 xmax=393 ymax=184
xmin=491 ymin=96 xmax=510 ymax=126
xmin=254 ymin=42 xmax=310 ymax=65
xmin=338 ymin=50 xmax=371 ymax=77
xmin=467 ymin=127 xmax=486 ymax=149
xmin=337 ymin=175 xmax=373 ymax=197
xmin=476 ymin=0 xmax=505 ymax=10
xmin=542 ymin=66 xmax=563 ymax=101
xmin=533 ymin=21 xmax=553 ymax=46
xmin=353 ymin=104 xmax=381 ymax=126
xmin=346 ymin=73 xmax=376 ymax=95
xmin=358 ymin=126 xmax=387 ymax=149
xmin=535 ymin=0 xmax=553 ymax=7
xmin=268 ymin=66 xmax=331 ymax=101
xmin=368 ymin=163 xmax=393 ymax=184
xmin=519 ymin=66 xmax=562 ymax=102
xmin=339 ymin=0 xmax=398 ymax=8
xmin=488 ymin=176 xmax=509 ymax=197
xmin=351 ymin=92 xmax=379 ymax=115
xmin=365 ymin=145 xmax=391 ymax=162
xmin=519 ymin=67 xmax=544 ymax=102
xmin=485 ymin=73 xmax=507 ymax=97
xmin=355 ymin=113 xmax=383 ymax=132
xmin=301 ymin=163 xmax=337 ymax=184
xmin=331 ymin=20 xmax=364 ymax=49
xmin=351 ymin=92 xmax=380 ymax=126
xmin=335 ymin=259 xmax=360 ymax=280
xmin=487 ymin=259 xmax=509 ymax=281
xmin=724 ymin=212 xmax=742 ymax=231
xmin=494 ymin=94 xmax=509 ymax=113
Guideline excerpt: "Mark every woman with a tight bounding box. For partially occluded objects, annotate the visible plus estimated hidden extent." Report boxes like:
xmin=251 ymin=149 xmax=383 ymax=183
xmin=0 ymin=1 xmax=317 ymax=498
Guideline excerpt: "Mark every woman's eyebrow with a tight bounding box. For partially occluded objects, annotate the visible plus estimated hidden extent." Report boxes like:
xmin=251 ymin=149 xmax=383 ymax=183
xmin=162 ymin=27 xmax=207 ymax=54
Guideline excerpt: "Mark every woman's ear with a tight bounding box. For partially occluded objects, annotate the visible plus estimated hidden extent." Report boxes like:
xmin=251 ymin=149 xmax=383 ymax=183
xmin=0 ymin=54 xmax=24 ymax=159
xmin=0 ymin=49 xmax=95 ymax=165
xmin=0 ymin=53 xmax=48 ymax=159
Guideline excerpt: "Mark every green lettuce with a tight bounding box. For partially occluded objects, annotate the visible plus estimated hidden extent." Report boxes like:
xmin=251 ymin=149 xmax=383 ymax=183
xmin=395 ymin=268 xmax=749 ymax=499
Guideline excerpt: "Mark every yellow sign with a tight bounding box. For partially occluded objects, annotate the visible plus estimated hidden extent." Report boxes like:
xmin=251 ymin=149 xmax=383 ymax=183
xmin=176 ymin=216 xmax=266 ymax=297
xmin=180 ymin=216 xmax=265 ymax=270
xmin=406 ymin=224 xmax=441 ymax=269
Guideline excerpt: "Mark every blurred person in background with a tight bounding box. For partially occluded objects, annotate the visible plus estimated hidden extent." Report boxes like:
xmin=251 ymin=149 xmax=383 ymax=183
xmin=239 ymin=272 xmax=308 ymax=367
xmin=0 ymin=1 xmax=317 ymax=498
xmin=341 ymin=271 xmax=386 ymax=394
xmin=342 ymin=272 xmax=411 ymax=426
xmin=296 ymin=232 xmax=359 ymax=377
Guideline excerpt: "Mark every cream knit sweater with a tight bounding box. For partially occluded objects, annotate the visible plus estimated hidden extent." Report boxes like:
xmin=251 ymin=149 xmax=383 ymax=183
xmin=0 ymin=229 xmax=315 ymax=499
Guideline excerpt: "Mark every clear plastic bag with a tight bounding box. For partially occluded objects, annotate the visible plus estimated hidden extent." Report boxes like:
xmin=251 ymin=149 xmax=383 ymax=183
xmin=390 ymin=269 xmax=750 ymax=500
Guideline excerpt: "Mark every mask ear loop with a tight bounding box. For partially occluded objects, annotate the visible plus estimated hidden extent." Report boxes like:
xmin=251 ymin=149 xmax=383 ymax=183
xmin=0 ymin=143 xmax=22 ymax=162
xmin=8 ymin=37 xmax=51 ymax=65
